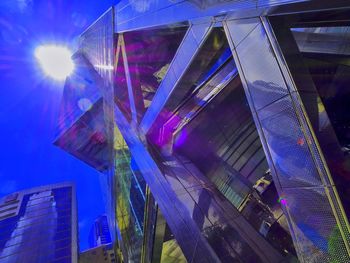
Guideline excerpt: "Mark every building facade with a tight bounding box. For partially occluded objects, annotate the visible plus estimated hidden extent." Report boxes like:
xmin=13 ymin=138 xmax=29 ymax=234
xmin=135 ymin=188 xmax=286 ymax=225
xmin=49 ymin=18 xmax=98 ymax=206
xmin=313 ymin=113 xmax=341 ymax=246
xmin=0 ymin=182 xmax=78 ymax=263
xmin=89 ymin=215 xmax=112 ymax=248
xmin=55 ymin=1 xmax=350 ymax=262
xmin=79 ymin=244 xmax=116 ymax=263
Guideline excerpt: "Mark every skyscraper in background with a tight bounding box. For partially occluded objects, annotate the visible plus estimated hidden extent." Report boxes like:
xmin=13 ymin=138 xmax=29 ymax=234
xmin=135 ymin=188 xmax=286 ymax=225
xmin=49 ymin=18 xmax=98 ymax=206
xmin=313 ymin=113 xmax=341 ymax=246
xmin=79 ymin=245 xmax=116 ymax=263
xmin=0 ymin=183 xmax=78 ymax=263
xmin=55 ymin=1 xmax=350 ymax=262
xmin=89 ymin=215 xmax=112 ymax=248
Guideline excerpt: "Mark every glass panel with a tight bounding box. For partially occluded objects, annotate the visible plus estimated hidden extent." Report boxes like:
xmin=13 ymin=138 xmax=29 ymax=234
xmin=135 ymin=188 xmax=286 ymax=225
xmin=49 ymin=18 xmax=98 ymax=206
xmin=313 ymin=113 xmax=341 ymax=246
xmin=148 ymin=27 xmax=232 ymax=143
xmin=129 ymin=159 xmax=146 ymax=232
xmin=55 ymin=53 xmax=101 ymax=139
xmin=114 ymin=127 xmax=146 ymax=262
xmin=166 ymin=27 xmax=231 ymax=112
xmin=149 ymin=207 xmax=187 ymax=263
xmin=77 ymin=9 xmax=115 ymax=241
xmin=122 ymin=25 xmax=188 ymax=121
xmin=54 ymin=57 xmax=111 ymax=172
xmin=160 ymin=224 xmax=187 ymax=263
xmin=115 ymin=40 xmax=132 ymax=121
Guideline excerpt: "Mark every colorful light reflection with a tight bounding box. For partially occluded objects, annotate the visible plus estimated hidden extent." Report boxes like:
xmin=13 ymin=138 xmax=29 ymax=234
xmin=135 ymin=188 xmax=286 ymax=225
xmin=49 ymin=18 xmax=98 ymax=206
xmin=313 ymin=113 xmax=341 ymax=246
xmin=278 ymin=197 xmax=287 ymax=206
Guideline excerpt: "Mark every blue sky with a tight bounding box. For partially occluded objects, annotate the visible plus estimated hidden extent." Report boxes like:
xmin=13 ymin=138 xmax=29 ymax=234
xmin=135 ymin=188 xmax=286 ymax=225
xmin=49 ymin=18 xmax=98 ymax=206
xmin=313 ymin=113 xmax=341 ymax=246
xmin=0 ymin=0 xmax=116 ymax=250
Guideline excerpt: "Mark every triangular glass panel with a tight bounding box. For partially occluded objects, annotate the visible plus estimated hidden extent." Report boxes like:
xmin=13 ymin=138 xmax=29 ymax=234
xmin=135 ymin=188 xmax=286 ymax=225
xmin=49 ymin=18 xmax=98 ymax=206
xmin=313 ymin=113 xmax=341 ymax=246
xmin=122 ymin=25 xmax=188 ymax=121
xmin=115 ymin=39 xmax=132 ymax=121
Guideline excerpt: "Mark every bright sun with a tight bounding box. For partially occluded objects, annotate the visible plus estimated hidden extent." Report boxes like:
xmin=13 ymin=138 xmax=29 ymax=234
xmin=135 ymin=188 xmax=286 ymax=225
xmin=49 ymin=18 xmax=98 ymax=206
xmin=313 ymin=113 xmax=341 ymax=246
xmin=35 ymin=45 xmax=74 ymax=81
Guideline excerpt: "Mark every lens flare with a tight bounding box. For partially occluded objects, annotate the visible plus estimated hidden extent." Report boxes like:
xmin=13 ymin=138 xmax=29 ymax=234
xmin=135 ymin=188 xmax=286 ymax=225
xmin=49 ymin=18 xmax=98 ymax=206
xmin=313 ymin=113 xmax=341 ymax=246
xmin=35 ymin=45 xmax=74 ymax=81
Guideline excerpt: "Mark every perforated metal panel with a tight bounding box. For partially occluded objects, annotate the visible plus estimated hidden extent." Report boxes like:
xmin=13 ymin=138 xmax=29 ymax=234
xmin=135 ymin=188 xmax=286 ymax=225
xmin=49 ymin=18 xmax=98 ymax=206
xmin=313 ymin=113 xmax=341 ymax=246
xmin=259 ymin=97 xmax=323 ymax=188
xmin=234 ymin=23 xmax=290 ymax=110
xmin=283 ymin=187 xmax=350 ymax=263
xmin=225 ymin=15 xmax=350 ymax=263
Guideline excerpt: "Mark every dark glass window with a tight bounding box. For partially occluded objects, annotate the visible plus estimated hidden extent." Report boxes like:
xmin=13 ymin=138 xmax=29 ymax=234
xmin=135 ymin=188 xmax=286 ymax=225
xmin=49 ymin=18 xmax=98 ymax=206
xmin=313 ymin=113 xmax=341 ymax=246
xmin=148 ymin=27 xmax=232 ymax=147
xmin=166 ymin=27 xmax=231 ymax=111
xmin=122 ymin=25 xmax=188 ymax=121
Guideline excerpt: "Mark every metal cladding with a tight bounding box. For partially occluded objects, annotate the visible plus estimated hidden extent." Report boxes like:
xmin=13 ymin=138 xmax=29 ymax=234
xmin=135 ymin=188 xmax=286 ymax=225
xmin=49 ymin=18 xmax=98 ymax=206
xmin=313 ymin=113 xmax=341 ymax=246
xmin=55 ymin=1 xmax=350 ymax=262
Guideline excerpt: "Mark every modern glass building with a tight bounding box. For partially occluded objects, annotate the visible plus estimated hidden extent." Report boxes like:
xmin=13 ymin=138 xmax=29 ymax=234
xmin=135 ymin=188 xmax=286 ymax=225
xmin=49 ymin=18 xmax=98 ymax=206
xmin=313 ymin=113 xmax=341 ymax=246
xmin=79 ymin=244 xmax=116 ymax=263
xmin=55 ymin=1 xmax=350 ymax=262
xmin=89 ymin=215 xmax=112 ymax=248
xmin=0 ymin=182 xmax=78 ymax=263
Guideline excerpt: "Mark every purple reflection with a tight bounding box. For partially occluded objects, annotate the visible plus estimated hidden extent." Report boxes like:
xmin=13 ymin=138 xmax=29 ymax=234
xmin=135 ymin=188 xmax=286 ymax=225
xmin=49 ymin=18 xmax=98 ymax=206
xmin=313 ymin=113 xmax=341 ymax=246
xmin=121 ymin=26 xmax=187 ymax=118
xmin=147 ymin=109 xmax=181 ymax=149
xmin=114 ymin=44 xmax=132 ymax=120
xmin=278 ymin=197 xmax=287 ymax=206
xmin=174 ymin=128 xmax=188 ymax=147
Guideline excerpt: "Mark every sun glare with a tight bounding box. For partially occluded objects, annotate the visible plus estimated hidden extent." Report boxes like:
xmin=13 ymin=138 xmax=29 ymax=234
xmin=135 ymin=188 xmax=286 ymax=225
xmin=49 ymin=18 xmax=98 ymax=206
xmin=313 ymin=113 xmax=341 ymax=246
xmin=35 ymin=45 xmax=74 ymax=81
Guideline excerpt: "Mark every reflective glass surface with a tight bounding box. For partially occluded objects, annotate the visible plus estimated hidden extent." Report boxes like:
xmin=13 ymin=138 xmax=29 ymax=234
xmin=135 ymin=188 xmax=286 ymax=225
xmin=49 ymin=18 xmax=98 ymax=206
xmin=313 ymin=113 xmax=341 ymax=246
xmin=77 ymin=10 xmax=116 ymax=245
xmin=0 ymin=187 xmax=73 ymax=263
xmin=148 ymin=27 xmax=232 ymax=147
xmin=121 ymin=25 xmax=188 ymax=121
xmin=159 ymin=224 xmax=187 ymax=263
xmin=54 ymin=54 xmax=111 ymax=172
xmin=114 ymin=127 xmax=146 ymax=262
xmin=115 ymin=40 xmax=132 ymax=121
xmin=55 ymin=53 xmax=102 ymax=139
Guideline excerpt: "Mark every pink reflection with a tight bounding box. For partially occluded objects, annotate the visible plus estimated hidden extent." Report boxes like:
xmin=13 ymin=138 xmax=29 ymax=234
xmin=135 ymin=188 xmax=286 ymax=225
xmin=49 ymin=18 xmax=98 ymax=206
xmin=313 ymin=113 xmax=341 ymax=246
xmin=278 ymin=197 xmax=287 ymax=206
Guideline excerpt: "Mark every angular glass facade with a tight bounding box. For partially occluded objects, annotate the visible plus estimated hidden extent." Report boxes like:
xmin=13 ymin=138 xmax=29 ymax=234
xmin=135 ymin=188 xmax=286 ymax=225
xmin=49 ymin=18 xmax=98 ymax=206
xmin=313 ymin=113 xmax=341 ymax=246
xmin=0 ymin=183 xmax=77 ymax=263
xmin=120 ymin=25 xmax=188 ymax=121
xmin=55 ymin=2 xmax=350 ymax=263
